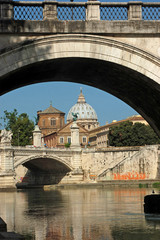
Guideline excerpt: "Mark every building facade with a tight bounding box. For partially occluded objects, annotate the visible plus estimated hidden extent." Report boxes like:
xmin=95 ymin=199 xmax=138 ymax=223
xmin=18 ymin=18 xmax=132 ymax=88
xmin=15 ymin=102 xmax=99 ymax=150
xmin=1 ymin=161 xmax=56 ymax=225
xmin=37 ymin=104 xmax=65 ymax=136
xmin=43 ymin=121 xmax=89 ymax=148
xmin=42 ymin=89 xmax=99 ymax=148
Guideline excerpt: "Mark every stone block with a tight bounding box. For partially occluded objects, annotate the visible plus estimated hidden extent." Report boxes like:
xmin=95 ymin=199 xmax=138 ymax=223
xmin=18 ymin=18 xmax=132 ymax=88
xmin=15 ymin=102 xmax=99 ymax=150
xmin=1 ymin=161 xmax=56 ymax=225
xmin=128 ymin=2 xmax=142 ymax=20
xmin=86 ymin=1 xmax=100 ymax=21
xmin=43 ymin=1 xmax=58 ymax=20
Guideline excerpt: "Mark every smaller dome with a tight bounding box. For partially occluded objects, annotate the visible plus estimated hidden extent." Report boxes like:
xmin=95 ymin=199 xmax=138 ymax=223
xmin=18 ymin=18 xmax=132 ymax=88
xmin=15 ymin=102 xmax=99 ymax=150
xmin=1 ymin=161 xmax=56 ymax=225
xmin=67 ymin=89 xmax=98 ymax=121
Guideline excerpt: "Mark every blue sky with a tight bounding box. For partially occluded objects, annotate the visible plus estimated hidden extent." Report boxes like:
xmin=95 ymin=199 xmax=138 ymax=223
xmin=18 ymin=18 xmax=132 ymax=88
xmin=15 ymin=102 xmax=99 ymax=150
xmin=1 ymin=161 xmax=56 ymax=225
xmin=0 ymin=82 xmax=138 ymax=127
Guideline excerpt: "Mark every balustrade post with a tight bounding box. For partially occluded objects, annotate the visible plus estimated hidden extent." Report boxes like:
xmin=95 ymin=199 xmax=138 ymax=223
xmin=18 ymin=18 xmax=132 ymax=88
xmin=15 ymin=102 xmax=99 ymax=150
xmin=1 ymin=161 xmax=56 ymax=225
xmin=43 ymin=0 xmax=57 ymax=20
xmin=86 ymin=0 xmax=100 ymax=21
xmin=0 ymin=0 xmax=13 ymax=20
xmin=128 ymin=1 xmax=142 ymax=20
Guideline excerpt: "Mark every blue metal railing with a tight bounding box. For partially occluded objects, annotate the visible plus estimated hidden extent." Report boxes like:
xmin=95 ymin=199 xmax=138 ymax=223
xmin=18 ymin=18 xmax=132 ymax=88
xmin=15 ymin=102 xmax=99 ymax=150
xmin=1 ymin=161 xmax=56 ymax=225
xmin=4 ymin=1 xmax=160 ymax=21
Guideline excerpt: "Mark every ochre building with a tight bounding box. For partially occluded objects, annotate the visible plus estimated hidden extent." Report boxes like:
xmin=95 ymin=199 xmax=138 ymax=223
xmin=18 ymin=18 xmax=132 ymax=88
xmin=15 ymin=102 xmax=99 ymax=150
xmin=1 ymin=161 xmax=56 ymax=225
xmin=37 ymin=104 xmax=65 ymax=136
xmin=42 ymin=89 xmax=99 ymax=148
xmin=43 ymin=121 xmax=89 ymax=148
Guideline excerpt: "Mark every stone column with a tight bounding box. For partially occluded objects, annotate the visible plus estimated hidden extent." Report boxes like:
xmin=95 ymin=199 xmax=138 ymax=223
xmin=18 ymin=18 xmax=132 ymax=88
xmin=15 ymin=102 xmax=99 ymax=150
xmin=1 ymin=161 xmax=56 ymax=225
xmin=0 ymin=147 xmax=14 ymax=172
xmin=0 ymin=129 xmax=14 ymax=172
xmin=43 ymin=0 xmax=57 ymax=20
xmin=0 ymin=1 xmax=13 ymax=20
xmin=86 ymin=0 xmax=100 ymax=21
xmin=70 ymin=121 xmax=80 ymax=149
xmin=33 ymin=125 xmax=42 ymax=147
xmin=70 ymin=122 xmax=82 ymax=171
xmin=128 ymin=1 xmax=142 ymax=20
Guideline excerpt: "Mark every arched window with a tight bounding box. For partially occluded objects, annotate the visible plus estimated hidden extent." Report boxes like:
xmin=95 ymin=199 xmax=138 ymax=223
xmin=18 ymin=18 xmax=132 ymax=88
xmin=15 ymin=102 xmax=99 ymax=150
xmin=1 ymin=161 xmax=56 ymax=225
xmin=51 ymin=118 xmax=56 ymax=126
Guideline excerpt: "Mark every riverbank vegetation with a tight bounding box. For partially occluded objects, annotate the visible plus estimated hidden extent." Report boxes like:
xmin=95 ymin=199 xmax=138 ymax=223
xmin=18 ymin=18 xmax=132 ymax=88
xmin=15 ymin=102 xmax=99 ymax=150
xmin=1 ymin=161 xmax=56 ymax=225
xmin=1 ymin=109 xmax=34 ymax=146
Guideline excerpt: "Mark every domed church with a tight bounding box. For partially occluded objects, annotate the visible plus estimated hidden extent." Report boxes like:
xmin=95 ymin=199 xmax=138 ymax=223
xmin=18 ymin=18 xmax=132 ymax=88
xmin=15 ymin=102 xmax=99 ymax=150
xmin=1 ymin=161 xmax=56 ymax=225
xmin=67 ymin=89 xmax=99 ymax=130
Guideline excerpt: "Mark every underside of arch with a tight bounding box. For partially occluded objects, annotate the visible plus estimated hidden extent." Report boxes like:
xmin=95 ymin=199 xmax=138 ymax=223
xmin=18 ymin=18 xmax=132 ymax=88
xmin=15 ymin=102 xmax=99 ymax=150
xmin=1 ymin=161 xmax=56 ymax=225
xmin=15 ymin=156 xmax=72 ymax=187
xmin=2 ymin=56 xmax=160 ymax=136
xmin=15 ymin=155 xmax=73 ymax=173
xmin=23 ymin=157 xmax=71 ymax=174
xmin=0 ymin=34 xmax=160 ymax=135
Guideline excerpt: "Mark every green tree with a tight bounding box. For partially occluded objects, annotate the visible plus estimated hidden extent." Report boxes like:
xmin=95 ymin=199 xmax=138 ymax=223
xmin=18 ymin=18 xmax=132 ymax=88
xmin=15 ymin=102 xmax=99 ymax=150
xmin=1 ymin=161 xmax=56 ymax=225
xmin=108 ymin=121 xmax=160 ymax=147
xmin=1 ymin=109 xmax=34 ymax=146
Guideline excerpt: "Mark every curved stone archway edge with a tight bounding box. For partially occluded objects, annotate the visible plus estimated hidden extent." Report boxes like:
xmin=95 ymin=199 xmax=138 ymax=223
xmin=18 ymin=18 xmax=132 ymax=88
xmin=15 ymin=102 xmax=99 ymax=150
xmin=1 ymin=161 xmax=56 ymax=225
xmin=0 ymin=34 xmax=160 ymax=135
xmin=0 ymin=34 xmax=159 ymax=83
xmin=14 ymin=154 xmax=73 ymax=171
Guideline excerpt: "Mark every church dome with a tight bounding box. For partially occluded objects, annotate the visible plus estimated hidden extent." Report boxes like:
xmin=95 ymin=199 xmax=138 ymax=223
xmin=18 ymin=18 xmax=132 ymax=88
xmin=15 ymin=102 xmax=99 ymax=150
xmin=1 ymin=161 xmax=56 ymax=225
xmin=67 ymin=89 xmax=98 ymax=122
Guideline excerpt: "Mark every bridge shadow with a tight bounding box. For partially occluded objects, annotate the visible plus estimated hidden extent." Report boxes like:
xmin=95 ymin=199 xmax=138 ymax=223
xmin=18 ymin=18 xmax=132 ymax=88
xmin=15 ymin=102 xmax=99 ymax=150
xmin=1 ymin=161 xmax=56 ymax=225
xmin=16 ymin=158 xmax=71 ymax=189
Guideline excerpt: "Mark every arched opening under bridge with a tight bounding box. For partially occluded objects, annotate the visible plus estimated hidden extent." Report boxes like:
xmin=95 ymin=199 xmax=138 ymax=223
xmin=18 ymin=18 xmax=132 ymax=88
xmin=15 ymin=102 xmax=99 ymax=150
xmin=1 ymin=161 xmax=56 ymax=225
xmin=0 ymin=35 xmax=160 ymax=135
xmin=15 ymin=155 xmax=72 ymax=188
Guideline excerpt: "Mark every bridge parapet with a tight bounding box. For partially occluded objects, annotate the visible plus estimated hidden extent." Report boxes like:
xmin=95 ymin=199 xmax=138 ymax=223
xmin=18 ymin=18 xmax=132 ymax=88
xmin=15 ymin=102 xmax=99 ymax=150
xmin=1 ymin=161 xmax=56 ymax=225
xmin=0 ymin=1 xmax=160 ymax=21
xmin=0 ymin=145 xmax=81 ymax=171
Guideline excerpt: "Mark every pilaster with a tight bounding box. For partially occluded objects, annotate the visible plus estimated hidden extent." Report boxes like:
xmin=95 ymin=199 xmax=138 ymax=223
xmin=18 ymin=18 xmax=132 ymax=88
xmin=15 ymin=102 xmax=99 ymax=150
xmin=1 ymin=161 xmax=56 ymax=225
xmin=0 ymin=1 xmax=13 ymax=20
xmin=0 ymin=146 xmax=14 ymax=172
xmin=128 ymin=1 xmax=142 ymax=20
xmin=43 ymin=0 xmax=57 ymax=20
xmin=86 ymin=0 xmax=100 ymax=21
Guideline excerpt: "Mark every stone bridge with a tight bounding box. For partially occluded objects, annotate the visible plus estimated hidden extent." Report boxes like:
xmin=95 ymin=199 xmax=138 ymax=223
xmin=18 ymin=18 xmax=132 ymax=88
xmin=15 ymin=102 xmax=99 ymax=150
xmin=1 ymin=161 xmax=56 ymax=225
xmin=0 ymin=143 xmax=82 ymax=187
xmin=0 ymin=1 xmax=160 ymax=137
xmin=0 ymin=141 xmax=160 ymax=188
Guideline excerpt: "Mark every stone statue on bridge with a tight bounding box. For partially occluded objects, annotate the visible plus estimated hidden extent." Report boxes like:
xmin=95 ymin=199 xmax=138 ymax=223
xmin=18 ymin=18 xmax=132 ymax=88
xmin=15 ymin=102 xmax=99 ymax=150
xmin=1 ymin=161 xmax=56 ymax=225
xmin=0 ymin=129 xmax=13 ymax=145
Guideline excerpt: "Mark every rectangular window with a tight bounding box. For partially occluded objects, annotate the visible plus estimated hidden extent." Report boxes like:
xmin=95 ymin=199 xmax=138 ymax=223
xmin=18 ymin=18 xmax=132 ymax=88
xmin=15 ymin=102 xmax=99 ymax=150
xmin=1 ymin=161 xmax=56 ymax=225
xmin=51 ymin=118 xmax=56 ymax=126
xmin=60 ymin=137 xmax=64 ymax=144
xmin=82 ymin=136 xmax=87 ymax=143
xmin=67 ymin=137 xmax=71 ymax=144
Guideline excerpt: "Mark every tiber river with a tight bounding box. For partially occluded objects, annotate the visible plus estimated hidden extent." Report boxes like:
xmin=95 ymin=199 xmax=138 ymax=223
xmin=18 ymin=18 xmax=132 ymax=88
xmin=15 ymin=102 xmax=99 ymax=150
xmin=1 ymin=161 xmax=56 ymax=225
xmin=0 ymin=187 xmax=160 ymax=240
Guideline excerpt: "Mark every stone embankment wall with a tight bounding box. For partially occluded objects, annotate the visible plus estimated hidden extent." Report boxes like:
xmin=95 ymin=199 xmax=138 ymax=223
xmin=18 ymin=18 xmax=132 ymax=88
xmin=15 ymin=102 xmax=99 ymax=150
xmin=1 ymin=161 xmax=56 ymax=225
xmin=82 ymin=145 xmax=160 ymax=181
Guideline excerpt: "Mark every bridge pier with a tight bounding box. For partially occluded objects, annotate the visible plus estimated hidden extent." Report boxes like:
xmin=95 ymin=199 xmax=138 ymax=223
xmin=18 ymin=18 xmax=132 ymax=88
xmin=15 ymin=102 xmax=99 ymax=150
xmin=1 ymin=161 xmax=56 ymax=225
xmin=0 ymin=144 xmax=15 ymax=189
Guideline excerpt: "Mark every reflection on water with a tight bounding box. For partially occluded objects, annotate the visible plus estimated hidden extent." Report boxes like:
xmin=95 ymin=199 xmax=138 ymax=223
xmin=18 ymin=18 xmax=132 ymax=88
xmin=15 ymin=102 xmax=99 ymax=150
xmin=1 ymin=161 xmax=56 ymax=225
xmin=0 ymin=188 xmax=160 ymax=240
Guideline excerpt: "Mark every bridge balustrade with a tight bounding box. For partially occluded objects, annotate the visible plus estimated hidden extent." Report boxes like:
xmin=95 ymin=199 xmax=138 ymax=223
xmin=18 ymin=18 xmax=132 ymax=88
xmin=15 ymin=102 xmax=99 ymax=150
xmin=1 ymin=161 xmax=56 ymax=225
xmin=142 ymin=4 xmax=160 ymax=20
xmin=57 ymin=3 xmax=86 ymax=20
xmin=100 ymin=4 xmax=128 ymax=20
xmin=0 ymin=1 xmax=160 ymax=21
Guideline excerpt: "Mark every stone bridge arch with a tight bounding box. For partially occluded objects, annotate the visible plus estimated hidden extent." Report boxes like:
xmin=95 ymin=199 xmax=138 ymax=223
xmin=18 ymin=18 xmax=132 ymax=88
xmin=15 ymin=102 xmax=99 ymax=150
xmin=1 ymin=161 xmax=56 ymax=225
xmin=14 ymin=154 xmax=73 ymax=172
xmin=0 ymin=34 xmax=160 ymax=134
xmin=14 ymin=153 xmax=73 ymax=186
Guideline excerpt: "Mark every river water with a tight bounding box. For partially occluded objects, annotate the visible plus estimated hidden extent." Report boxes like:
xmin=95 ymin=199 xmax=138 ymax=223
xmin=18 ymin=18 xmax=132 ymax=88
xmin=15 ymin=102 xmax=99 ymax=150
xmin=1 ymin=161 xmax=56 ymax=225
xmin=0 ymin=187 xmax=160 ymax=240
